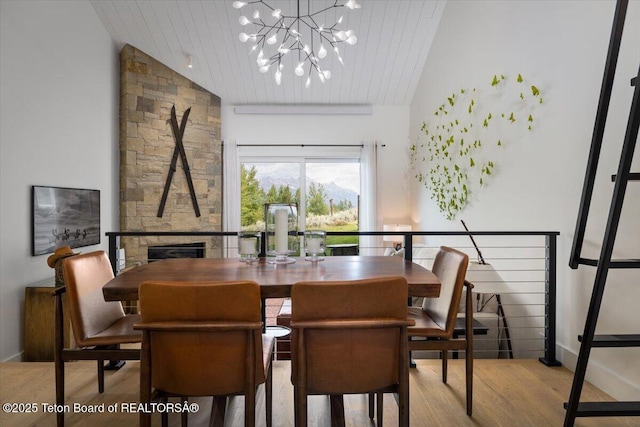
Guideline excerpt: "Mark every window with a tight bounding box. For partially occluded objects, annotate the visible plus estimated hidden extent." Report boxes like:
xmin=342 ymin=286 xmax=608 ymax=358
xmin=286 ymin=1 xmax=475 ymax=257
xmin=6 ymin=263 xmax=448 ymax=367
xmin=238 ymin=146 xmax=361 ymax=247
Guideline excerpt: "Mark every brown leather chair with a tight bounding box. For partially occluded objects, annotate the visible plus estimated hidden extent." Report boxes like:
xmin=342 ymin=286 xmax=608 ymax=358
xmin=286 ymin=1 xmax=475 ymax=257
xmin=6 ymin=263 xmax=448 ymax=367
xmin=407 ymin=246 xmax=474 ymax=415
xmin=290 ymin=277 xmax=414 ymax=427
xmin=135 ymin=280 xmax=275 ymax=427
xmin=54 ymin=251 xmax=141 ymax=427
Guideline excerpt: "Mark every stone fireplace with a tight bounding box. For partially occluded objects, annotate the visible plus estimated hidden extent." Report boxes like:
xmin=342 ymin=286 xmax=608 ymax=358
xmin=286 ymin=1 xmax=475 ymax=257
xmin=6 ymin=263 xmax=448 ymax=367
xmin=119 ymin=45 xmax=222 ymax=263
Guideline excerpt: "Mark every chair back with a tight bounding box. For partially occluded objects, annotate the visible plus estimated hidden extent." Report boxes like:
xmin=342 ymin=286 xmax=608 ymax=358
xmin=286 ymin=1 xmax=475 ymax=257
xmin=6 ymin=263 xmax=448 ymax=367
xmin=138 ymin=280 xmax=265 ymax=397
xmin=61 ymin=251 xmax=126 ymax=347
xmin=421 ymin=246 xmax=469 ymax=337
xmin=291 ymin=277 xmax=408 ymax=394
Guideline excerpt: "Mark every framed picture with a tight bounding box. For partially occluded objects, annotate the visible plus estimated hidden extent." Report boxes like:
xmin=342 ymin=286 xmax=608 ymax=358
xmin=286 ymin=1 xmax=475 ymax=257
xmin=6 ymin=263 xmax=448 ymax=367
xmin=32 ymin=185 xmax=101 ymax=256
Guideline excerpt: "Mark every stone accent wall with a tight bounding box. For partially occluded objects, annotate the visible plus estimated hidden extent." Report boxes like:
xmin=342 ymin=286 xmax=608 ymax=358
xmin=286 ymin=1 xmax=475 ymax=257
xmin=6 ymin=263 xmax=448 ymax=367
xmin=119 ymin=45 xmax=222 ymax=263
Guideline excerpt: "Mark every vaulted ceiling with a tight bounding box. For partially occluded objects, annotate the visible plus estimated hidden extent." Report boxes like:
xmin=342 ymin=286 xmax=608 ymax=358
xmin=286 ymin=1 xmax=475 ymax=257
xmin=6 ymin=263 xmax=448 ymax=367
xmin=91 ymin=0 xmax=445 ymax=106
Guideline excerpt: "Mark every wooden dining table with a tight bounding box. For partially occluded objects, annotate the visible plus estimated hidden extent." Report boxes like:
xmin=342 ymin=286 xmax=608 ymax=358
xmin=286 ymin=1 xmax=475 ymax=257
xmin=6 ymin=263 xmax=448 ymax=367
xmin=103 ymin=255 xmax=438 ymax=426
xmin=102 ymin=255 xmax=441 ymax=302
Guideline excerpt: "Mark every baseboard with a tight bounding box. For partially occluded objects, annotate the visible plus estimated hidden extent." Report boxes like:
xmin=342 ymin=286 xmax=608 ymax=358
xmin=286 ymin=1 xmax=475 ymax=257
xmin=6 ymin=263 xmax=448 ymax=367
xmin=2 ymin=351 xmax=23 ymax=362
xmin=558 ymin=344 xmax=640 ymax=401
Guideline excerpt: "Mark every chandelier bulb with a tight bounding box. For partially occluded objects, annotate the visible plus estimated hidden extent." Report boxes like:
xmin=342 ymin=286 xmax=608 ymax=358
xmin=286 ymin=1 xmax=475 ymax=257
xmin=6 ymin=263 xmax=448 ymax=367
xmin=338 ymin=15 xmax=343 ymax=24
xmin=303 ymin=44 xmax=311 ymax=55
xmin=239 ymin=16 xmax=250 ymax=25
xmin=252 ymin=10 xmax=260 ymax=19
xmin=323 ymin=69 xmax=332 ymax=80
xmin=317 ymin=69 xmax=326 ymax=84
xmin=306 ymin=76 xmax=311 ymax=88
xmin=259 ymin=65 xmax=270 ymax=73
xmin=239 ymin=32 xmax=249 ymax=43
xmin=267 ymin=34 xmax=277 ymax=45
xmin=346 ymin=35 xmax=358 ymax=45
xmin=277 ymin=45 xmax=290 ymax=54
xmin=318 ymin=44 xmax=327 ymax=59
xmin=335 ymin=31 xmax=347 ymax=41
xmin=345 ymin=0 xmax=361 ymax=10
xmin=232 ymin=1 xmax=246 ymax=9
xmin=295 ymin=63 xmax=305 ymax=77
xmin=275 ymin=69 xmax=282 ymax=85
xmin=272 ymin=8 xmax=281 ymax=19
xmin=346 ymin=30 xmax=354 ymax=37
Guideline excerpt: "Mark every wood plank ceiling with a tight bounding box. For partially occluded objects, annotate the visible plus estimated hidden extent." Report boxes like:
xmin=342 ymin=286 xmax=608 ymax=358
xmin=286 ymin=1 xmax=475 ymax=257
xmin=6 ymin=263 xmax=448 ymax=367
xmin=90 ymin=0 xmax=445 ymax=106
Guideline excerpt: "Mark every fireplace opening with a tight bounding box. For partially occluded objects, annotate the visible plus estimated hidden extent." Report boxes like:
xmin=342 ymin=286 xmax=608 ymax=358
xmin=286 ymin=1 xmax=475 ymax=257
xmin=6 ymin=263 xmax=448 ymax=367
xmin=148 ymin=242 xmax=205 ymax=262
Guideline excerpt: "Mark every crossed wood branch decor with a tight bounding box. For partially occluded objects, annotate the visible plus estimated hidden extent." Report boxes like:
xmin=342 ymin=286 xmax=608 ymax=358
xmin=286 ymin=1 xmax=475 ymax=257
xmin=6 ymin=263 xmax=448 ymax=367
xmin=157 ymin=105 xmax=200 ymax=218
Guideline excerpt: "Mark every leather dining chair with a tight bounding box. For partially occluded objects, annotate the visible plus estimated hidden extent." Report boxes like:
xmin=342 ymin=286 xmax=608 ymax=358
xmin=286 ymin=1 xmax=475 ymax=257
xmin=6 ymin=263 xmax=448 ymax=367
xmin=135 ymin=280 xmax=275 ymax=427
xmin=407 ymin=246 xmax=474 ymax=415
xmin=290 ymin=277 xmax=414 ymax=427
xmin=54 ymin=251 xmax=141 ymax=427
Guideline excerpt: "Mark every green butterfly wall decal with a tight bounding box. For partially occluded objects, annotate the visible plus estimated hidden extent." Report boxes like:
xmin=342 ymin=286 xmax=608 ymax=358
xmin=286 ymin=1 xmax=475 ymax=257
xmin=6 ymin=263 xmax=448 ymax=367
xmin=410 ymin=73 xmax=544 ymax=220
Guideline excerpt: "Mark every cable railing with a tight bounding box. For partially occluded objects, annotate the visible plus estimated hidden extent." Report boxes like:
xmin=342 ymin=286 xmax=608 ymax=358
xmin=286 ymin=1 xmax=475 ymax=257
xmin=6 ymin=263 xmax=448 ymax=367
xmin=106 ymin=230 xmax=560 ymax=366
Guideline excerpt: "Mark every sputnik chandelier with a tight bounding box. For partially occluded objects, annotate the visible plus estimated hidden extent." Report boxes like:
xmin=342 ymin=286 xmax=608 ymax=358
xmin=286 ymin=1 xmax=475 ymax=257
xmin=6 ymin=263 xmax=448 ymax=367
xmin=233 ymin=0 xmax=361 ymax=88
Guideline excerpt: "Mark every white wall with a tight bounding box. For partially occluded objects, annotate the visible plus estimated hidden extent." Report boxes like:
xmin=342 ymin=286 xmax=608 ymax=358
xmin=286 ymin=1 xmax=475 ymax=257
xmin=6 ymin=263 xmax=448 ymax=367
xmin=410 ymin=1 xmax=639 ymax=399
xmin=222 ymin=105 xmax=413 ymax=225
xmin=0 ymin=1 xmax=119 ymax=361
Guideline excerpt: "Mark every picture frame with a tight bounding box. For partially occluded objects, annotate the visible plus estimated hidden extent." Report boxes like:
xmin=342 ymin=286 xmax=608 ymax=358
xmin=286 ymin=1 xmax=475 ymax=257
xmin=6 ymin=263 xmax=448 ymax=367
xmin=32 ymin=185 xmax=101 ymax=256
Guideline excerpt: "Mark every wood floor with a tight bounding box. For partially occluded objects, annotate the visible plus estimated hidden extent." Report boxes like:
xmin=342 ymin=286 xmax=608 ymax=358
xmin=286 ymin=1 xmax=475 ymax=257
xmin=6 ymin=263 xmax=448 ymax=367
xmin=1 ymin=359 xmax=636 ymax=426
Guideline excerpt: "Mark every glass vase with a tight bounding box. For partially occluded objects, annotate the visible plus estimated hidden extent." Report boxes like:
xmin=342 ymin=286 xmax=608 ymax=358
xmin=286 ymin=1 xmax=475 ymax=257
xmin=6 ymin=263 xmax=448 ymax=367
xmin=304 ymin=230 xmax=326 ymax=262
xmin=264 ymin=203 xmax=298 ymax=264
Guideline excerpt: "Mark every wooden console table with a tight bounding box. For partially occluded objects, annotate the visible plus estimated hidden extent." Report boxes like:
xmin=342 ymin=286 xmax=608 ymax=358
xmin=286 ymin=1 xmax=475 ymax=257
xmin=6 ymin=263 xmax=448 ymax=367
xmin=24 ymin=286 xmax=71 ymax=361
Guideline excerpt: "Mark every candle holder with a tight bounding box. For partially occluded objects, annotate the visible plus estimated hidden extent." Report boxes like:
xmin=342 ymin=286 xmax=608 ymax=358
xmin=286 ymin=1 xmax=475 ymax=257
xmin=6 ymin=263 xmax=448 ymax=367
xmin=304 ymin=230 xmax=326 ymax=262
xmin=265 ymin=203 xmax=298 ymax=264
xmin=238 ymin=231 xmax=260 ymax=263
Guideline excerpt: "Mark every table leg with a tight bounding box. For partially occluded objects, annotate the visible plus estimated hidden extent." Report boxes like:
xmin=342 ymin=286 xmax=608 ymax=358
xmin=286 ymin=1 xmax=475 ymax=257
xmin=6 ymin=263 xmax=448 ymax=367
xmin=329 ymin=395 xmax=346 ymax=427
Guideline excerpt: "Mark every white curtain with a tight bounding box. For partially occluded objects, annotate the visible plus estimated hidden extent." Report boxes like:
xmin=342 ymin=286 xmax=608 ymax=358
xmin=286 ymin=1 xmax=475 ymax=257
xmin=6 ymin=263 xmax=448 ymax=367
xmin=223 ymin=140 xmax=240 ymax=257
xmin=360 ymin=141 xmax=380 ymax=255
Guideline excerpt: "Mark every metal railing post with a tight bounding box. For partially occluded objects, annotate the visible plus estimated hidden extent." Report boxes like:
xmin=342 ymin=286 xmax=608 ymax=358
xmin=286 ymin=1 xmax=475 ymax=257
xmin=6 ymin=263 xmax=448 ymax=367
xmin=540 ymin=233 xmax=561 ymax=366
xmin=108 ymin=234 xmax=118 ymax=275
xmin=404 ymin=233 xmax=413 ymax=261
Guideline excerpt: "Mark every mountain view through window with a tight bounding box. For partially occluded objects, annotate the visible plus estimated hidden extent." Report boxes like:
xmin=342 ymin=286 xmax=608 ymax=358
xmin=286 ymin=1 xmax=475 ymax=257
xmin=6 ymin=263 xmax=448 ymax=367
xmin=240 ymin=161 xmax=360 ymax=247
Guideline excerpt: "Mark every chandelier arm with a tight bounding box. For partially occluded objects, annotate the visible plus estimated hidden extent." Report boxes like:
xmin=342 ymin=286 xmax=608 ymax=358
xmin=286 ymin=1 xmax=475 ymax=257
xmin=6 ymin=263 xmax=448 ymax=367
xmin=285 ymin=38 xmax=298 ymax=51
xmin=257 ymin=0 xmax=274 ymax=12
xmin=309 ymin=4 xmax=341 ymax=18
xmin=318 ymin=31 xmax=339 ymax=45
xmin=304 ymin=49 xmax=319 ymax=67
xmin=281 ymin=32 xmax=294 ymax=46
xmin=297 ymin=16 xmax=320 ymax=33
xmin=267 ymin=55 xmax=281 ymax=66
xmin=256 ymin=22 xmax=285 ymax=33
xmin=307 ymin=15 xmax=321 ymax=31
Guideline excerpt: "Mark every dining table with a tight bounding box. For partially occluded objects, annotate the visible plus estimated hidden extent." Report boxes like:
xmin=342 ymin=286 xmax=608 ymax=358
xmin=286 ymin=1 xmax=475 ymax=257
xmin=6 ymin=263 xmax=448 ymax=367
xmin=102 ymin=255 xmax=438 ymax=425
xmin=102 ymin=255 xmax=441 ymax=302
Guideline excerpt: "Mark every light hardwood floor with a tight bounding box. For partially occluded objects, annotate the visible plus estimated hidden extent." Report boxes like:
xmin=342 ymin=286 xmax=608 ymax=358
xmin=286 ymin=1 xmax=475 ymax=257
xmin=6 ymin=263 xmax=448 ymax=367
xmin=0 ymin=359 xmax=636 ymax=426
